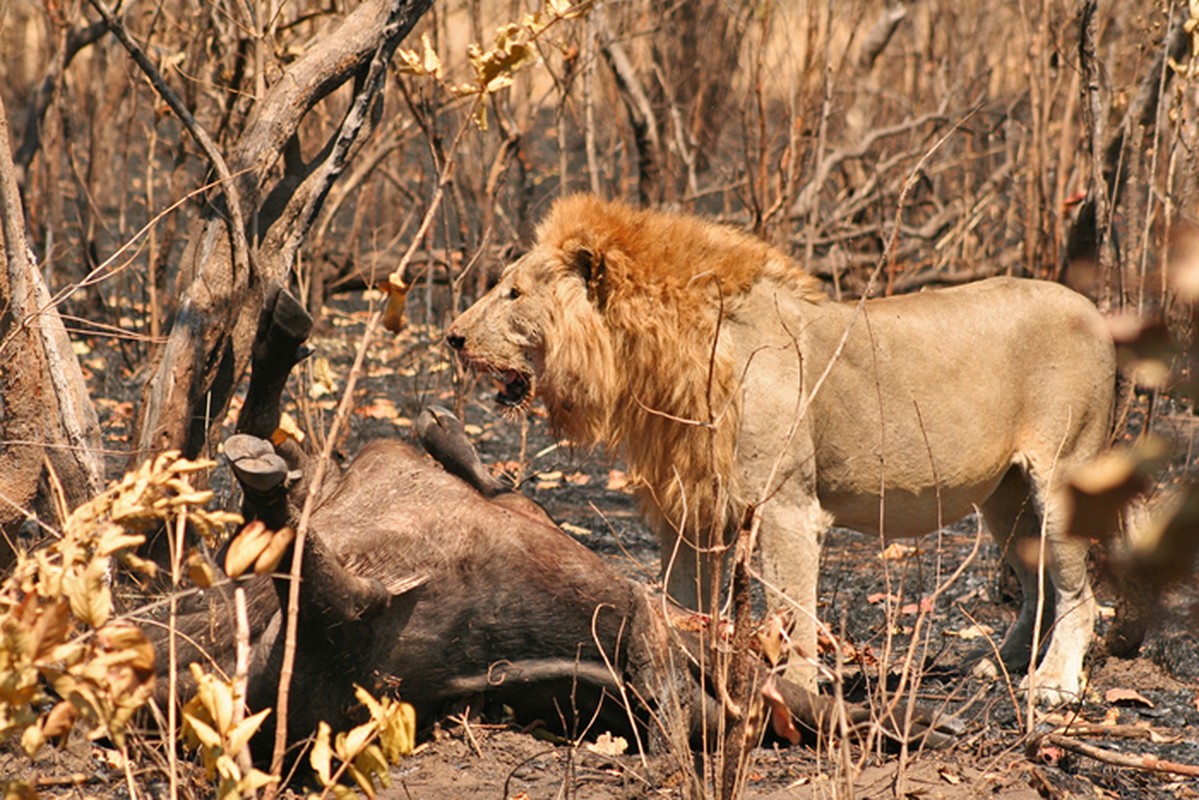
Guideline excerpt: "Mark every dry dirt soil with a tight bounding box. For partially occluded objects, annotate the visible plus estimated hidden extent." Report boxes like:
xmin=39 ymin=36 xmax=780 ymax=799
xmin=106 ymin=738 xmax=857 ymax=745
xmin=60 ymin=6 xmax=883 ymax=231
xmin=5 ymin=296 xmax=1199 ymax=800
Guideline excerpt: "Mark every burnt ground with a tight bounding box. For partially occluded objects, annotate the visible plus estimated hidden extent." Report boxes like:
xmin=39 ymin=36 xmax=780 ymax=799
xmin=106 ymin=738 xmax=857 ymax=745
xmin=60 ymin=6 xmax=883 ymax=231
xmin=6 ymin=295 xmax=1199 ymax=799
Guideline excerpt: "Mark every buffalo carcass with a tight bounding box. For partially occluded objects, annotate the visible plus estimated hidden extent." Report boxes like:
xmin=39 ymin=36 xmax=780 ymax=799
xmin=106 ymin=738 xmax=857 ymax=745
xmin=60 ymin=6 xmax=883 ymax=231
xmin=153 ymin=288 xmax=956 ymax=765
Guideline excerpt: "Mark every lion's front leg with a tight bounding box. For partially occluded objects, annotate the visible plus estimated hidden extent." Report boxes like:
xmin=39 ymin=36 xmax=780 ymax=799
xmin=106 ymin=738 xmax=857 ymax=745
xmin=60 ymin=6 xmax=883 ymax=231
xmin=730 ymin=370 xmax=829 ymax=691
xmin=659 ymin=524 xmax=721 ymax=613
xmin=758 ymin=497 xmax=832 ymax=692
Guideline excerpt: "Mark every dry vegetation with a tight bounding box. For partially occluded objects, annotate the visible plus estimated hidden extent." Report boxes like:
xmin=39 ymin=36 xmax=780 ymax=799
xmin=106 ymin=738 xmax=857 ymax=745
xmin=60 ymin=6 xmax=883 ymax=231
xmin=1 ymin=0 xmax=1198 ymax=797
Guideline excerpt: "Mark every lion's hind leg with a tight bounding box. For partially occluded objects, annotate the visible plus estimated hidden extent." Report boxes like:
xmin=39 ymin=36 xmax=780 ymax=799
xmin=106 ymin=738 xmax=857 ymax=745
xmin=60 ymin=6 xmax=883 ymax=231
xmin=975 ymin=466 xmax=1051 ymax=679
xmin=976 ymin=464 xmax=1095 ymax=704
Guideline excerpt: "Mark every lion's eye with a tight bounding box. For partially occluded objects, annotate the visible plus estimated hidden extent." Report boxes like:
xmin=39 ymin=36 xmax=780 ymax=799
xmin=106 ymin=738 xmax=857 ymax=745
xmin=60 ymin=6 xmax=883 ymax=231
xmin=508 ymin=287 xmax=521 ymax=300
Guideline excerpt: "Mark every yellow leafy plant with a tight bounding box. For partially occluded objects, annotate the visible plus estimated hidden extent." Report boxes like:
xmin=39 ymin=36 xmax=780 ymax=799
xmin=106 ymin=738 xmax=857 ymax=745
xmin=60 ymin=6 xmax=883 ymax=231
xmin=223 ymin=519 xmax=296 ymax=579
xmin=0 ymin=451 xmax=241 ymax=759
xmin=308 ymin=686 xmax=416 ymax=800
xmin=181 ymin=663 xmax=276 ymax=800
xmin=395 ymin=0 xmax=588 ymax=129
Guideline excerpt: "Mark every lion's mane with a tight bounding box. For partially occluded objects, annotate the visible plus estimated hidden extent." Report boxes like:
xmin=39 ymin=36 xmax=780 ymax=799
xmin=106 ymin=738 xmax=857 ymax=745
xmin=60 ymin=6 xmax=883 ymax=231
xmin=534 ymin=195 xmax=826 ymax=542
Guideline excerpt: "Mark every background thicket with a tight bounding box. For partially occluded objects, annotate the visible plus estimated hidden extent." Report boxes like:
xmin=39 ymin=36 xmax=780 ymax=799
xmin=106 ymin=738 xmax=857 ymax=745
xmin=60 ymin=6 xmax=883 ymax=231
xmin=3 ymin=0 xmax=1195 ymax=386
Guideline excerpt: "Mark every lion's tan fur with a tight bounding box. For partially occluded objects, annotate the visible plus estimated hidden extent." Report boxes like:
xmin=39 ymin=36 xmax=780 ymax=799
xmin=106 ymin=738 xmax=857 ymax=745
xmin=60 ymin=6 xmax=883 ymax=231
xmin=449 ymin=195 xmax=1118 ymax=702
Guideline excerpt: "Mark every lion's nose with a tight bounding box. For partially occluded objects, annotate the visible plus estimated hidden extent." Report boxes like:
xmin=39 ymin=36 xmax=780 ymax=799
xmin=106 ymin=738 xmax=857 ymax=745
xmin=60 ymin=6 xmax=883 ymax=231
xmin=446 ymin=332 xmax=465 ymax=350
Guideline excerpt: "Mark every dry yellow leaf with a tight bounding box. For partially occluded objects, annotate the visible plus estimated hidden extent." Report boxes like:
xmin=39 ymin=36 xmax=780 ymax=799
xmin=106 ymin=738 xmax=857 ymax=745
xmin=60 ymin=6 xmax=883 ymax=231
xmin=253 ymin=527 xmax=296 ymax=575
xmin=225 ymin=520 xmax=271 ymax=578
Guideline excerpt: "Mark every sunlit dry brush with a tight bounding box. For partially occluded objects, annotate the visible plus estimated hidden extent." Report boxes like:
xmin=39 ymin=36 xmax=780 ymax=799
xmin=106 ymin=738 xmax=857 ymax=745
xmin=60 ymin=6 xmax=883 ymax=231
xmin=0 ymin=452 xmax=236 ymax=773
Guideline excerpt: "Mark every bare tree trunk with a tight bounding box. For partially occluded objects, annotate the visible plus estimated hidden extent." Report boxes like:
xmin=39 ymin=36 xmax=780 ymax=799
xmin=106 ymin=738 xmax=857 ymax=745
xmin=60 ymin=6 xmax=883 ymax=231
xmin=597 ymin=15 xmax=663 ymax=206
xmin=0 ymin=93 xmax=104 ymax=554
xmin=128 ymin=0 xmax=433 ymax=463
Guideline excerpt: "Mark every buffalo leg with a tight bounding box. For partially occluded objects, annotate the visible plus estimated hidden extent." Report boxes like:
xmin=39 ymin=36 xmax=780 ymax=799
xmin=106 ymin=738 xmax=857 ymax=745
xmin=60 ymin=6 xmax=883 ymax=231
xmin=238 ymin=285 xmax=314 ymax=439
xmin=226 ymin=286 xmax=315 ymax=528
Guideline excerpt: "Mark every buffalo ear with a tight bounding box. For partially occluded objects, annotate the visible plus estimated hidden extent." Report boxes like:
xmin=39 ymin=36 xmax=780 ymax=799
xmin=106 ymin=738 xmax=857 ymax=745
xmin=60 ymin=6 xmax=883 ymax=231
xmin=571 ymin=245 xmax=607 ymax=307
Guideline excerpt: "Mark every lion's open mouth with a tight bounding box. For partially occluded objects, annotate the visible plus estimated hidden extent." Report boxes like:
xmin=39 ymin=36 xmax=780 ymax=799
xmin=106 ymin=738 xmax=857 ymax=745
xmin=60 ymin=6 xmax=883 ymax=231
xmin=453 ymin=351 xmax=534 ymax=410
xmin=495 ymin=369 xmax=531 ymax=408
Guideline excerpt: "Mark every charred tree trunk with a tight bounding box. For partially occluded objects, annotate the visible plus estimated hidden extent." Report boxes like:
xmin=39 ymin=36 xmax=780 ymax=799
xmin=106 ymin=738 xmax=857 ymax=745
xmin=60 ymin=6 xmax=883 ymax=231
xmin=0 ymin=94 xmax=104 ymax=557
xmin=649 ymin=0 xmax=751 ymax=192
xmin=1065 ymin=1 xmax=1190 ymax=304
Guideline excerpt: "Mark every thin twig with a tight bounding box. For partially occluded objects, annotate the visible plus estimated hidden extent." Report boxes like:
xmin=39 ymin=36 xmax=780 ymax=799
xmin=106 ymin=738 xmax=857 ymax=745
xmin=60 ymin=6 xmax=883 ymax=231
xmin=167 ymin=512 xmax=186 ymax=800
xmin=233 ymin=586 xmax=255 ymax=785
xmin=269 ymin=306 xmax=383 ymax=788
xmin=447 ymin=709 xmax=483 ymax=757
xmin=589 ymin=605 xmax=649 ymax=770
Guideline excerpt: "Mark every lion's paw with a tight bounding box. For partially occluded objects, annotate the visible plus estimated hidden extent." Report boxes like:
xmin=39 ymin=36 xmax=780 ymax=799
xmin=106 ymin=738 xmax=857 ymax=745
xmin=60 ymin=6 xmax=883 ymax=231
xmin=1019 ymin=672 xmax=1082 ymax=707
xmin=969 ymin=656 xmax=1082 ymax=705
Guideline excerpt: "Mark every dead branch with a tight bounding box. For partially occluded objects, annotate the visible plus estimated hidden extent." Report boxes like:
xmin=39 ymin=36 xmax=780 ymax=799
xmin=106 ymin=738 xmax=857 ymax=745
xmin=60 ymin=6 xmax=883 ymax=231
xmin=1031 ymin=733 xmax=1199 ymax=778
xmin=312 ymin=117 xmax=418 ymax=246
xmin=857 ymin=5 xmax=907 ymax=69
xmin=261 ymin=15 xmax=409 ymax=279
xmin=790 ymin=110 xmax=948 ymax=220
xmin=1052 ymin=722 xmax=1178 ymax=741
xmin=818 ymin=147 xmax=929 ymax=232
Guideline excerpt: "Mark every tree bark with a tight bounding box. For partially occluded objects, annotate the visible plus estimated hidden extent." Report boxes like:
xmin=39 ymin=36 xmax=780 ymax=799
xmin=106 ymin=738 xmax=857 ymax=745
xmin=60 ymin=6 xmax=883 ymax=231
xmin=0 ymin=93 xmax=104 ymax=553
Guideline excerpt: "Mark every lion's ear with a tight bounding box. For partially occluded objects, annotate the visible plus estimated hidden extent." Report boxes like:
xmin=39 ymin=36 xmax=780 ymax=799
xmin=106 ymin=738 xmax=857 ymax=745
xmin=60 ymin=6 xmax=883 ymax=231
xmin=571 ymin=245 xmax=607 ymax=308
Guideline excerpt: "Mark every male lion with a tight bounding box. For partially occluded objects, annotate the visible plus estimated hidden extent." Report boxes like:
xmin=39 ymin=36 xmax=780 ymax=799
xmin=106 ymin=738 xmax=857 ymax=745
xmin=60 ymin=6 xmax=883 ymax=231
xmin=447 ymin=195 xmax=1116 ymax=703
